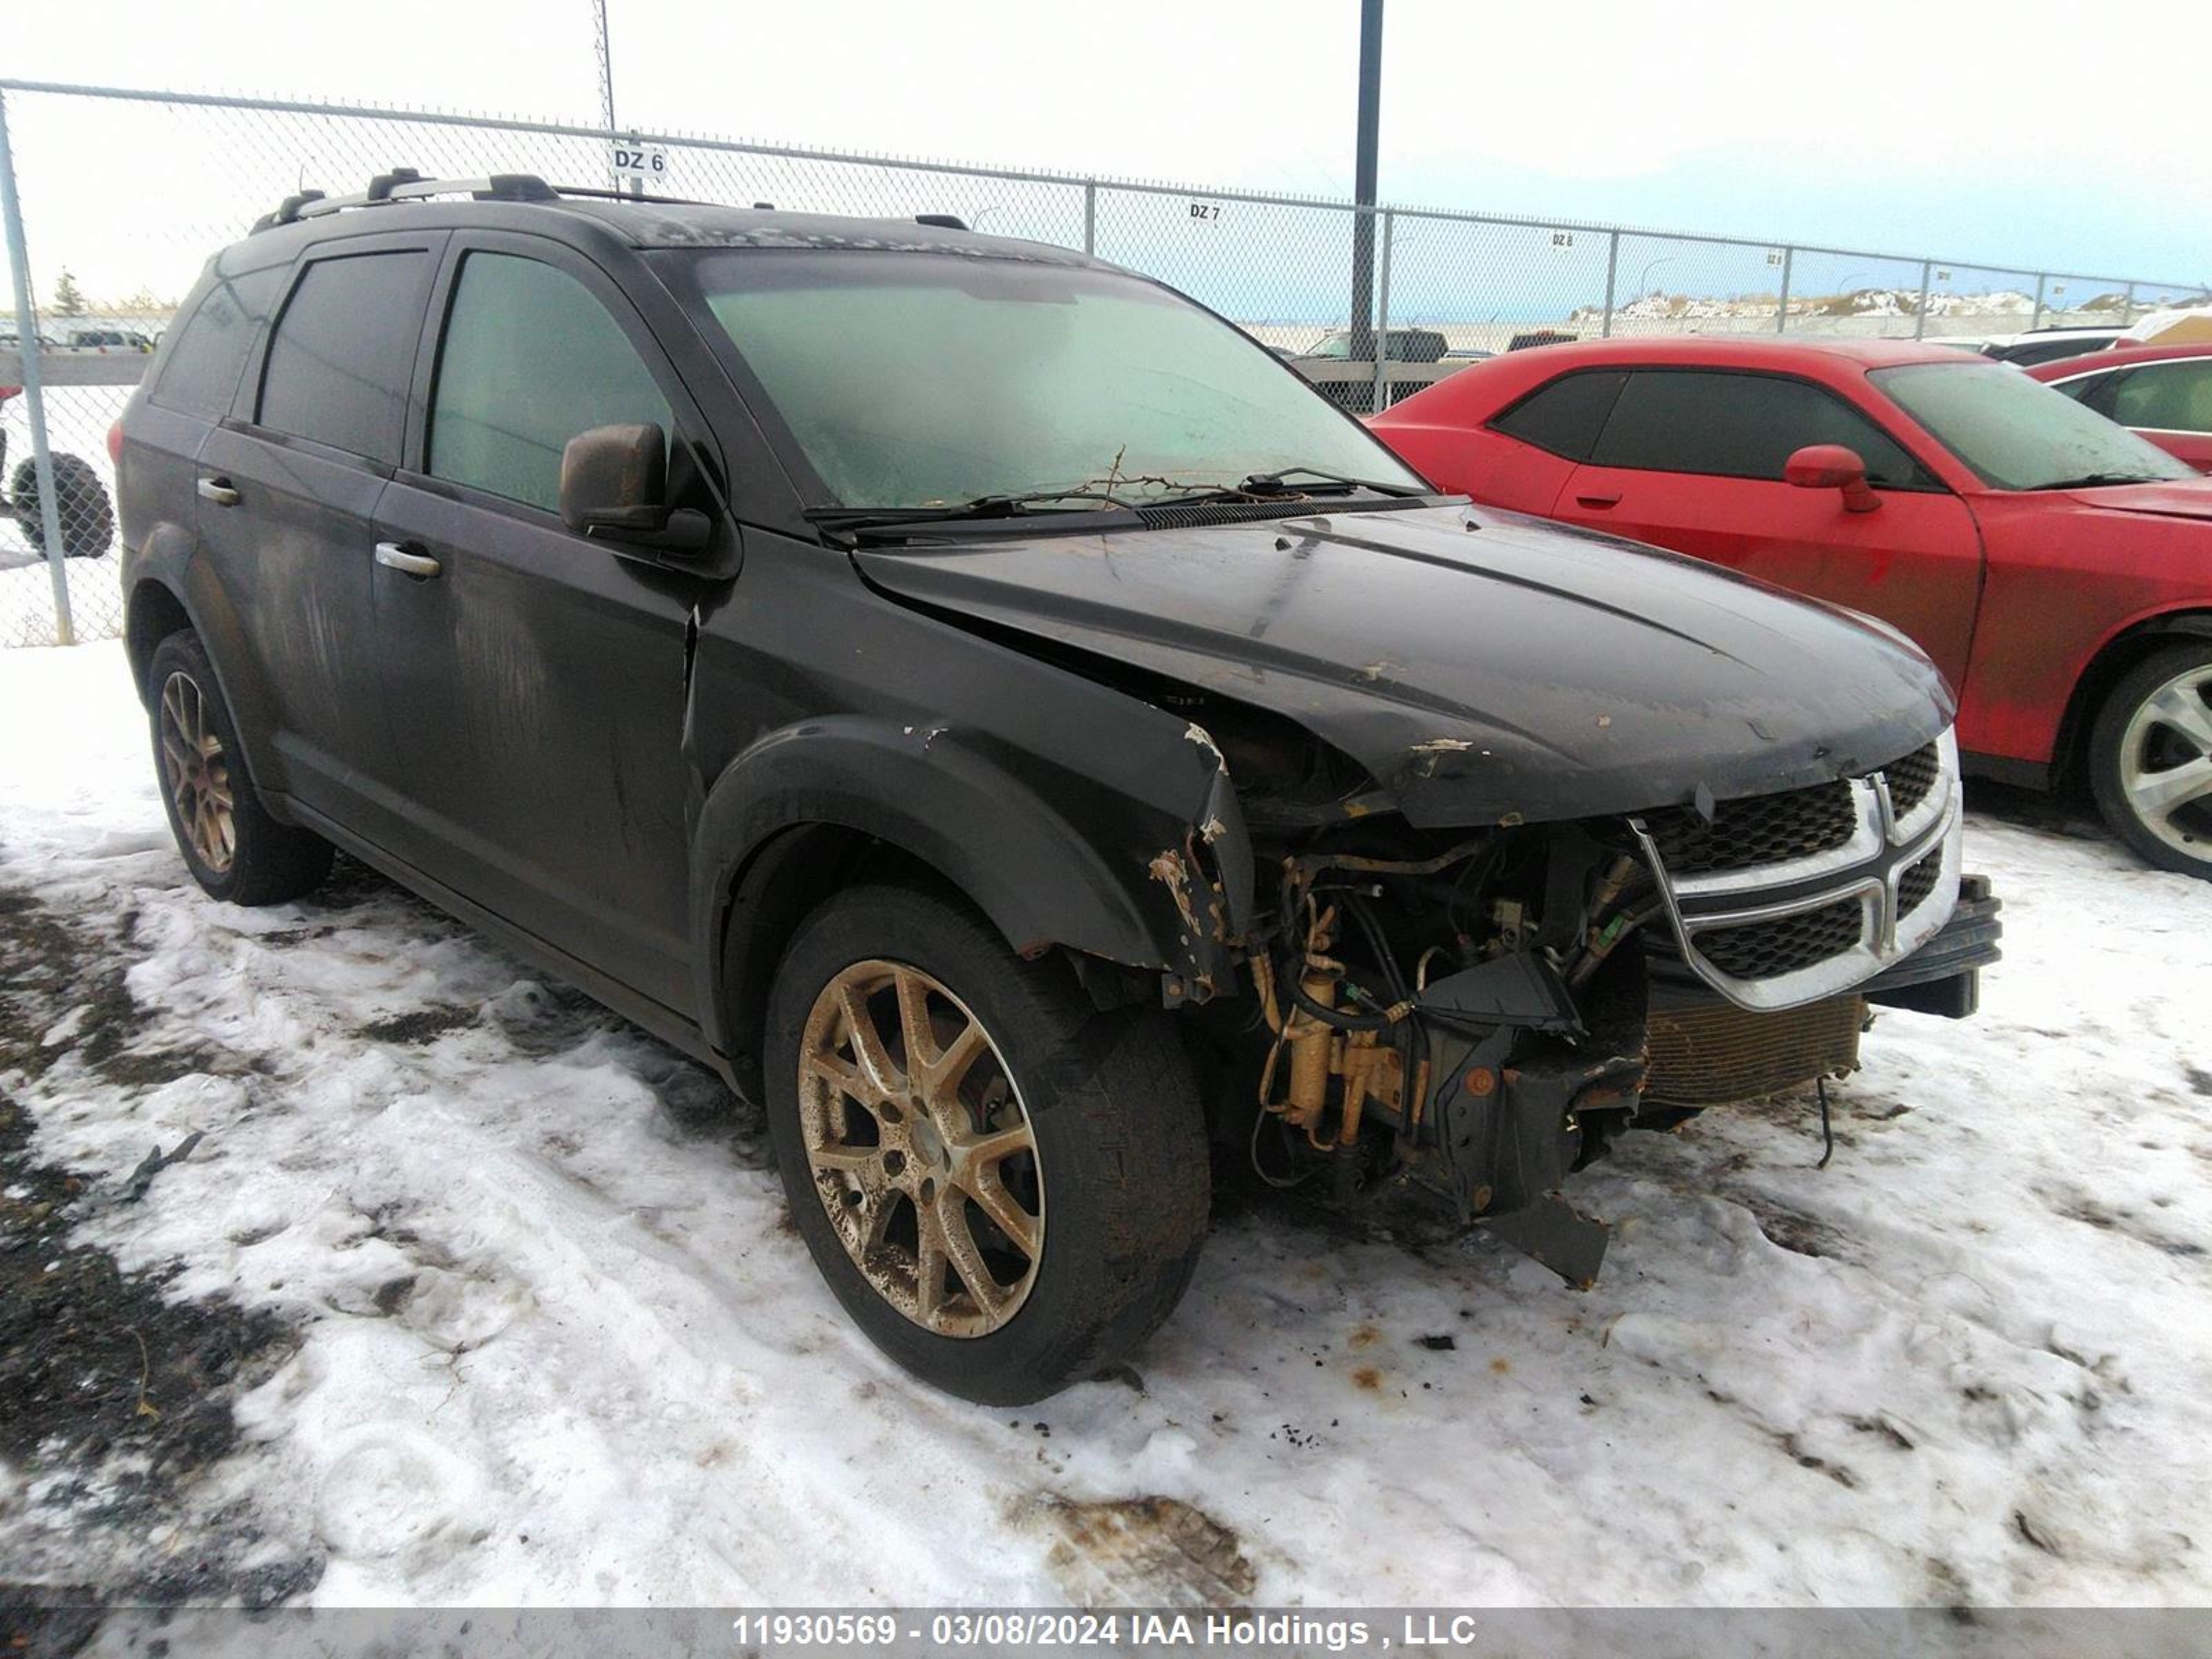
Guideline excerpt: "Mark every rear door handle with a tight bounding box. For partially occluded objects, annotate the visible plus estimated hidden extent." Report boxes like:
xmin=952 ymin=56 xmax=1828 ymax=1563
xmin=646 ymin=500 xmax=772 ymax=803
xmin=196 ymin=476 xmax=240 ymax=507
xmin=374 ymin=541 xmax=442 ymax=579
xmin=1574 ymin=490 xmax=1622 ymax=509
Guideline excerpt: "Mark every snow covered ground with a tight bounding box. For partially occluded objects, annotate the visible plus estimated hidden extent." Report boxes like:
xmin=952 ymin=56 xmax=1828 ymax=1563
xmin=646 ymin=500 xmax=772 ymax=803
xmin=2 ymin=639 xmax=2210 ymax=1613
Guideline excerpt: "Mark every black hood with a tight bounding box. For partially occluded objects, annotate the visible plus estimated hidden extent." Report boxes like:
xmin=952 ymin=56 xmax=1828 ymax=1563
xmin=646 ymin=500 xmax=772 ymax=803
xmin=853 ymin=503 xmax=1953 ymax=827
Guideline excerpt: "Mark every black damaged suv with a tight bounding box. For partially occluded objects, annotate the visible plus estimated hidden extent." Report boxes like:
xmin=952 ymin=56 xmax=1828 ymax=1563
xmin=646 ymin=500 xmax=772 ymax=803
xmin=115 ymin=174 xmax=1999 ymax=1403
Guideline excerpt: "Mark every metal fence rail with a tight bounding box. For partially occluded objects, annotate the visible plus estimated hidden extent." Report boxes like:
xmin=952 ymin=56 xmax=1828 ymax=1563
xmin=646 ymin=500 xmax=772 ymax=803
xmin=1 ymin=76 xmax=2204 ymax=648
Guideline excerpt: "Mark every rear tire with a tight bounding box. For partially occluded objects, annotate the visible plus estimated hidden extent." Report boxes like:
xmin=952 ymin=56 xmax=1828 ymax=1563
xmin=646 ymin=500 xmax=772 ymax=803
xmin=2089 ymin=641 xmax=2212 ymax=880
xmin=147 ymin=629 xmax=334 ymax=905
xmin=10 ymin=453 xmax=115 ymax=560
xmin=765 ymin=883 xmax=1208 ymax=1405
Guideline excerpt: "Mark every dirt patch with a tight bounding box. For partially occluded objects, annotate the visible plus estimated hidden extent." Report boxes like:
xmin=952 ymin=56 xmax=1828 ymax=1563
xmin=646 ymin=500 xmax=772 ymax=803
xmin=0 ymin=880 xmax=320 ymax=1610
xmin=1036 ymin=1494 xmax=1257 ymax=1607
xmin=0 ymin=1095 xmax=319 ymax=1608
xmin=357 ymin=1004 xmax=480 ymax=1044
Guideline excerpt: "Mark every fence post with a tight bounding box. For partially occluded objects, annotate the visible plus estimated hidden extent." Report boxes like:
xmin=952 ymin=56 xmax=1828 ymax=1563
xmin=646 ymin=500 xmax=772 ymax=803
xmin=1082 ymin=180 xmax=1096 ymax=256
xmin=2030 ymin=273 xmax=2045 ymax=332
xmin=1369 ymin=208 xmax=1394 ymax=415
xmin=1913 ymin=260 xmax=1932 ymax=340
xmin=0 ymin=88 xmax=73 ymax=647
xmin=1775 ymin=245 xmax=1792 ymax=335
xmin=1600 ymin=229 xmax=1619 ymax=339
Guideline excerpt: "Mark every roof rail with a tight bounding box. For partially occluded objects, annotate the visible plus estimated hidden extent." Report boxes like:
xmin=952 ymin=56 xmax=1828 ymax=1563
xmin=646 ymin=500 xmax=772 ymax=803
xmin=250 ymin=171 xmax=570 ymax=233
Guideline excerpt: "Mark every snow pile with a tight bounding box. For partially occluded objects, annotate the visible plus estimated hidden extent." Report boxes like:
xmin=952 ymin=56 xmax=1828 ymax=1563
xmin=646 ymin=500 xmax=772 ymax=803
xmin=2 ymin=641 xmax=2210 ymax=1609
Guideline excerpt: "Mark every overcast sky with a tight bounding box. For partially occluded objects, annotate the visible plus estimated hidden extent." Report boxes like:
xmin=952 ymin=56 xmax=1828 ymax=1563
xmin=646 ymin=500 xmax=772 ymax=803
xmin=6 ymin=0 xmax=2204 ymax=302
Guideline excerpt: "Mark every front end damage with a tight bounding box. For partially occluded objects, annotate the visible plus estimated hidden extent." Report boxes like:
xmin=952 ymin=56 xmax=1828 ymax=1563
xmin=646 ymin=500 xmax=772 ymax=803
xmin=1165 ymin=718 xmax=2000 ymax=1287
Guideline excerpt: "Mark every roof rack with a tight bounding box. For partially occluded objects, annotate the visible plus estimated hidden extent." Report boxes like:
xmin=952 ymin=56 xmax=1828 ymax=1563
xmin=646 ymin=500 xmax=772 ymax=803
xmin=250 ymin=171 xmax=984 ymax=238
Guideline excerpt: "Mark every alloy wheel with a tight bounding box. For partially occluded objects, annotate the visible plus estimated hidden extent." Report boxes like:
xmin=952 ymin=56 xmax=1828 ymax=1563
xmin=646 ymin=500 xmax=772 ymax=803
xmin=2117 ymin=663 xmax=2212 ymax=859
xmin=158 ymin=670 xmax=236 ymax=873
xmin=796 ymin=958 xmax=1044 ymax=1337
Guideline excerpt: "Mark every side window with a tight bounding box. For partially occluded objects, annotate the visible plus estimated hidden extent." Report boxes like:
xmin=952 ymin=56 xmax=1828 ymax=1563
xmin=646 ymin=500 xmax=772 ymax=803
xmin=258 ymin=250 xmax=432 ymax=465
xmin=1489 ymin=370 xmax=1628 ymax=461
xmin=2108 ymin=362 xmax=2212 ymax=433
xmin=1591 ymin=370 xmax=1929 ymax=487
xmin=427 ymin=252 xmax=672 ymax=515
xmin=2056 ymin=369 xmax=2124 ymax=416
xmin=151 ymin=263 xmax=285 ymax=420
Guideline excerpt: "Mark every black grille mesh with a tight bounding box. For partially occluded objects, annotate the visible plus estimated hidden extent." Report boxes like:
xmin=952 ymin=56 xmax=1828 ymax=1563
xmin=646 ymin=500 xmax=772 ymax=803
xmin=1642 ymin=782 xmax=1857 ymax=877
xmin=1884 ymin=743 xmax=1942 ymax=817
xmin=1641 ymin=741 xmax=1944 ymax=878
xmin=1898 ymin=848 xmax=1943 ymax=917
xmin=1695 ymin=896 xmax=1864 ymax=980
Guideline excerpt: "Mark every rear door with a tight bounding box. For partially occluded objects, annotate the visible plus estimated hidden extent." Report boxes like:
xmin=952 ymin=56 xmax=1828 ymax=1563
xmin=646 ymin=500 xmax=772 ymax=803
xmin=2063 ymin=359 xmax=2212 ymax=474
xmin=194 ymin=232 xmax=443 ymax=838
xmin=1551 ymin=366 xmax=1985 ymax=688
xmin=367 ymin=233 xmax=721 ymax=1011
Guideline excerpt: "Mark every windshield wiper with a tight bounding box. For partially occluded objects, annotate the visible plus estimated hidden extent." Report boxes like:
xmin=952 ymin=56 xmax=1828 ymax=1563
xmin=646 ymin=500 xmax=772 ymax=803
xmin=1239 ymin=466 xmax=1427 ymax=497
xmin=2034 ymin=471 xmax=2167 ymax=491
xmin=805 ymin=487 xmax=1141 ymax=532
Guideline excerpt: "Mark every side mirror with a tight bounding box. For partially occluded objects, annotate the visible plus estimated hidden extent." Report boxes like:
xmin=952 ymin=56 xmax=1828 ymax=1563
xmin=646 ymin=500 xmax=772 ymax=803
xmin=559 ymin=422 xmax=712 ymax=552
xmin=1785 ymin=443 xmax=1880 ymax=514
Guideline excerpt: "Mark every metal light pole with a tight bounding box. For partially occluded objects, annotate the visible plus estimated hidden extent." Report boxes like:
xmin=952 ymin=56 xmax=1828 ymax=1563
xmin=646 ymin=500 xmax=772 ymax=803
xmin=592 ymin=0 xmax=621 ymax=191
xmin=1347 ymin=0 xmax=1383 ymax=360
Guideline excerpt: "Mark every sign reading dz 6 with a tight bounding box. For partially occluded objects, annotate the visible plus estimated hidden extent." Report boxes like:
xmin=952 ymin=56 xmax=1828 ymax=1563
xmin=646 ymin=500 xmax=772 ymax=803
xmin=612 ymin=143 xmax=670 ymax=185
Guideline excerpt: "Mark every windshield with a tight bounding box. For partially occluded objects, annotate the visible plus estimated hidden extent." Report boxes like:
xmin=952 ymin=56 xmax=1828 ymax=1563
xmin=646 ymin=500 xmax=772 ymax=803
xmin=684 ymin=252 xmax=1426 ymax=509
xmin=1872 ymin=360 xmax=2191 ymax=491
xmin=1304 ymin=330 xmax=1353 ymax=359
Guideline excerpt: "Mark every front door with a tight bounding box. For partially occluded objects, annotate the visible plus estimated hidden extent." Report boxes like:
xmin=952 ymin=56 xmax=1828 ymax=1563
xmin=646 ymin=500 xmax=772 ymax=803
xmin=1549 ymin=367 xmax=1985 ymax=689
xmin=368 ymin=235 xmax=723 ymax=1012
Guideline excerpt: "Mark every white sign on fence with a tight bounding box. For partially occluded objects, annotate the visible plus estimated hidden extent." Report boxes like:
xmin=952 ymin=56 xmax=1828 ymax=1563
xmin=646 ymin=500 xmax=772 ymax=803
xmin=611 ymin=142 xmax=670 ymax=187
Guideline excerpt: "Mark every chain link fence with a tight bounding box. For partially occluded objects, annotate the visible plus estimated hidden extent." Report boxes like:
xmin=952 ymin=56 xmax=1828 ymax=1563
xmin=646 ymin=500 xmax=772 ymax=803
xmin=1 ymin=77 xmax=2203 ymax=648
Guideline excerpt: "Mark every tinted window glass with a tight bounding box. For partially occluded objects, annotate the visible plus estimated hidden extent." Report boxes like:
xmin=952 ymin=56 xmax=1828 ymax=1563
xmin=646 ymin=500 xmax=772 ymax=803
xmin=1490 ymin=371 xmax=1627 ymax=461
xmin=1592 ymin=370 xmax=1927 ymax=486
xmin=2108 ymin=361 xmax=2212 ymax=434
xmin=152 ymin=263 xmax=285 ymax=420
xmin=429 ymin=252 xmax=671 ymax=514
xmin=258 ymin=251 xmax=431 ymax=464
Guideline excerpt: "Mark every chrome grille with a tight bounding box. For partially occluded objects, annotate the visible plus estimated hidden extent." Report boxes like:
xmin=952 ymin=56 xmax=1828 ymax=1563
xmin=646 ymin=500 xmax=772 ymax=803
xmin=1631 ymin=729 xmax=1963 ymax=1013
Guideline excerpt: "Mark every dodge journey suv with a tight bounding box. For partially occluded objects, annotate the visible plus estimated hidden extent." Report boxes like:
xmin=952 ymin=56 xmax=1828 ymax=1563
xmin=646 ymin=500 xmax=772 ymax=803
xmin=115 ymin=173 xmax=2000 ymax=1403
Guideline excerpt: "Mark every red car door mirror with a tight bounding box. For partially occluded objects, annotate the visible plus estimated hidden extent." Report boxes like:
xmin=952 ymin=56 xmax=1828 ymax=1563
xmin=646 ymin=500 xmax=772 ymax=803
xmin=1785 ymin=444 xmax=1880 ymax=514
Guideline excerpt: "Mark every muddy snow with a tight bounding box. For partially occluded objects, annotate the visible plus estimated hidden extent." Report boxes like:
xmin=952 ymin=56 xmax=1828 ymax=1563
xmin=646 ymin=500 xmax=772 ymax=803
xmin=1 ymin=640 xmax=2208 ymax=1612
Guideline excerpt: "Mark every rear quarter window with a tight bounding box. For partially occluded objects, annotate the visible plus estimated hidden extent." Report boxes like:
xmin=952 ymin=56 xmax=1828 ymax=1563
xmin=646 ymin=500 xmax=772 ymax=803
xmin=257 ymin=250 xmax=433 ymax=465
xmin=1488 ymin=369 xmax=1628 ymax=460
xmin=149 ymin=263 xmax=286 ymax=420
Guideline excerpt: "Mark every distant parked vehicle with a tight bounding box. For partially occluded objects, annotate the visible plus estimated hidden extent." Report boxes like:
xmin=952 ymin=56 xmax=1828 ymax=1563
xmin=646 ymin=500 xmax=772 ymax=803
xmin=2029 ymin=342 xmax=2212 ymax=473
xmin=66 ymin=328 xmax=156 ymax=353
xmin=1507 ymin=329 xmax=1577 ymax=352
xmin=1371 ymin=335 xmax=2212 ymax=877
xmin=1288 ymin=327 xmax=1461 ymax=412
xmin=1959 ymin=326 xmax=2127 ymax=368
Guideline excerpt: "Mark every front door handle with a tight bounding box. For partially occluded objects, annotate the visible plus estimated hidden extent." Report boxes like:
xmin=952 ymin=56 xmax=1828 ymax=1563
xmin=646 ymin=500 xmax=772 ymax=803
xmin=196 ymin=476 xmax=240 ymax=507
xmin=1574 ymin=490 xmax=1622 ymax=509
xmin=374 ymin=541 xmax=442 ymax=579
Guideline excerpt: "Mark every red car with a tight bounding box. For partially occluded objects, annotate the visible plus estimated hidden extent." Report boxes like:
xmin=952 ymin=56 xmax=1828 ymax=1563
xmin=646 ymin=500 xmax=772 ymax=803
xmin=2025 ymin=341 xmax=2212 ymax=473
xmin=1370 ymin=337 xmax=2212 ymax=877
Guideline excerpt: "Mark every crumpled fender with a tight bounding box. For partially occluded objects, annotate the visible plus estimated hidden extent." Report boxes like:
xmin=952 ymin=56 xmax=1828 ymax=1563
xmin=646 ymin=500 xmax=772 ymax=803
xmin=688 ymin=708 xmax=1255 ymax=1056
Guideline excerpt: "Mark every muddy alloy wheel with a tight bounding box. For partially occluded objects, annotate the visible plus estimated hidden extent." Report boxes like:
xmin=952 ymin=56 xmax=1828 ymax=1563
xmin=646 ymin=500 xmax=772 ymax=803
xmin=2093 ymin=642 xmax=2212 ymax=879
xmin=797 ymin=958 xmax=1044 ymax=1337
xmin=158 ymin=669 xmax=236 ymax=874
xmin=2115 ymin=662 xmax=2212 ymax=859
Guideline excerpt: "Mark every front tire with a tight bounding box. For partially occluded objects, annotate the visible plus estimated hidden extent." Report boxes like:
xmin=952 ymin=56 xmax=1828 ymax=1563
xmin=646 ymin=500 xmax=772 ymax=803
xmin=147 ymin=629 xmax=334 ymax=905
xmin=765 ymin=884 xmax=1208 ymax=1405
xmin=2090 ymin=641 xmax=2212 ymax=879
